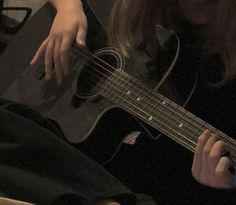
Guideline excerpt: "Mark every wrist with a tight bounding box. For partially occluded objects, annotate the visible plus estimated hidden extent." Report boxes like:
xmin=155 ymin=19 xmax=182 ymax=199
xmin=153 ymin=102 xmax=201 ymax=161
xmin=50 ymin=0 xmax=83 ymax=12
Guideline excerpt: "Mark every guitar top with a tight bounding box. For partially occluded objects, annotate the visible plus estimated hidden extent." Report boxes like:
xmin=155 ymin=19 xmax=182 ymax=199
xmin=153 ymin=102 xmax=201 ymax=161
xmin=0 ymin=1 xmax=167 ymax=143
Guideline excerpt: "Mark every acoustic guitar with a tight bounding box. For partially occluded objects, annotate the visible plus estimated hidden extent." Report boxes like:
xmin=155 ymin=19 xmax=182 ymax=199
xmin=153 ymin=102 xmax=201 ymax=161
xmin=0 ymin=0 xmax=236 ymax=167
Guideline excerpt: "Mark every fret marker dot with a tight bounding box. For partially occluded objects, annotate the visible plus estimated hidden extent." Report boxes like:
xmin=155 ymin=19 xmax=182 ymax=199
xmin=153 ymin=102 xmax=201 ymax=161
xmin=127 ymin=91 xmax=131 ymax=95
xmin=149 ymin=116 xmax=153 ymax=121
xmin=179 ymin=123 xmax=183 ymax=128
xmin=162 ymin=101 xmax=166 ymax=105
xmin=137 ymin=97 xmax=141 ymax=101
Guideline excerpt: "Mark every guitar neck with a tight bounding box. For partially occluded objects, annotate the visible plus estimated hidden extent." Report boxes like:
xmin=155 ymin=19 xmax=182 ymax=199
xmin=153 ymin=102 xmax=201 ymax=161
xmin=99 ymin=69 xmax=236 ymax=169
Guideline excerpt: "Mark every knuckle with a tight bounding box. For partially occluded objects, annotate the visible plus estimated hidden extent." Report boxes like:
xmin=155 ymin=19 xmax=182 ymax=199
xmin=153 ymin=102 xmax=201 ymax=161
xmin=50 ymin=31 xmax=60 ymax=39
xmin=63 ymin=29 xmax=74 ymax=36
xmin=197 ymin=136 xmax=205 ymax=145
xmin=208 ymin=152 xmax=220 ymax=161
xmin=198 ymin=132 xmax=208 ymax=143
xmin=203 ymin=147 xmax=210 ymax=156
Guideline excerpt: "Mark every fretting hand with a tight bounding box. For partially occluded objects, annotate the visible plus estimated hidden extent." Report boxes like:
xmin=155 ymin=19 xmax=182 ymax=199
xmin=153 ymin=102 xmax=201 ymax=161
xmin=192 ymin=129 xmax=233 ymax=189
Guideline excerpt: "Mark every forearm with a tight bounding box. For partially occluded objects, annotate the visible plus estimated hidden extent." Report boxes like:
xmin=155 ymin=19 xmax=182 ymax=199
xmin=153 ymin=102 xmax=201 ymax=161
xmin=48 ymin=0 xmax=82 ymax=11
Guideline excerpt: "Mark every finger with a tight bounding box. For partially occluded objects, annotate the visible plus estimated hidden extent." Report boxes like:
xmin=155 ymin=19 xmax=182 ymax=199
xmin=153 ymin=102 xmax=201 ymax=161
xmin=76 ymin=23 xmax=87 ymax=47
xmin=208 ymin=140 xmax=225 ymax=174
xmin=54 ymin=37 xmax=63 ymax=85
xmin=202 ymin=133 xmax=218 ymax=174
xmin=30 ymin=38 xmax=49 ymax=65
xmin=215 ymin=156 xmax=233 ymax=188
xmin=215 ymin=156 xmax=232 ymax=176
xmin=192 ymin=130 xmax=211 ymax=176
xmin=45 ymin=39 xmax=55 ymax=81
xmin=60 ymin=35 xmax=74 ymax=76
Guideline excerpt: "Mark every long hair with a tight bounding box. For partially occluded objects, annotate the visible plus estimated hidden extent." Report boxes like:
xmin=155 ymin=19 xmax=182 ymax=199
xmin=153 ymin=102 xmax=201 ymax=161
xmin=205 ymin=0 xmax=236 ymax=84
xmin=108 ymin=0 xmax=236 ymax=84
xmin=108 ymin=0 xmax=173 ymax=56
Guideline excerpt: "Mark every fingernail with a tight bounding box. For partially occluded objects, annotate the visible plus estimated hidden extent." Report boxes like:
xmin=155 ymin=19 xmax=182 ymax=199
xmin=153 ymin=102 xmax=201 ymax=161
xmin=78 ymin=41 xmax=86 ymax=47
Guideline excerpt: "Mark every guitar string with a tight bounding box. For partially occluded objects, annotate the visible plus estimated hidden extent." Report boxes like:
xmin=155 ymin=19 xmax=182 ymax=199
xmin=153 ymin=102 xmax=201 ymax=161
xmin=70 ymin=49 xmax=201 ymax=148
xmin=69 ymin=46 xmax=236 ymax=160
xmin=70 ymin=54 xmax=198 ymax=151
xmin=73 ymin=67 xmax=197 ymax=152
xmin=83 ymin=66 xmax=236 ymax=166
xmin=72 ymin=64 xmax=236 ymax=167
xmin=70 ymin=46 xmax=210 ymax=138
xmin=71 ymin=46 xmax=206 ymax=136
xmin=71 ymin=54 xmax=236 ymax=168
xmin=101 ymin=71 xmax=200 ymax=147
xmin=70 ymin=46 xmax=236 ymax=154
xmin=71 ymin=46 xmax=217 ymax=138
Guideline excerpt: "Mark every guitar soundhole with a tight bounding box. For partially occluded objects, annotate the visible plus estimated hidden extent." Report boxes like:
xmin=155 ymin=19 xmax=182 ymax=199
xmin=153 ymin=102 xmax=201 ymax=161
xmin=75 ymin=49 xmax=123 ymax=97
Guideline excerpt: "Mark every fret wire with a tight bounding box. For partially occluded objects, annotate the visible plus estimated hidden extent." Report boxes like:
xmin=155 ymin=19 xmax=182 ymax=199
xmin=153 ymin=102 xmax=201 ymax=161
xmin=130 ymin=80 xmax=236 ymax=150
xmin=111 ymin=74 xmax=197 ymax=139
xmin=106 ymin=75 xmax=236 ymax=154
xmin=106 ymin=75 xmax=189 ymax=140
xmin=129 ymin=84 xmax=206 ymax=140
xmin=129 ymin=79 xmax=236 ymax=147
xmin=125 ymin=85 xmax=205 ymax=145
xmin=164 ymin=108 xmax=200 ymax=145
xmin=95 ymin=60 xmax=219 ymax=144
xmin=157 ymin=108 xmax=198 ymax=148
xmin=130 ymin=75 xmax=206 ymax=132
xmin=105 ymin=71 xmax=136 ymax=104
xmin=99 ymin=77 xmax=197 ymax=150
xmin=116 ymin=71 xmax=131 ymax=94
xmin=87 ymin=67 xmax=233 ymax=151
xmin=104 ymin=89 xmax=197 ymax=151
xmin=117 ymin=70 xmax=236 ymax=151
xmin=153 ymin=97 xmax=206 ymax=140
xmin=102 ymin=71 xmax=117 ymax=96
xmin=103 ymin=79 xmax=236 ymax=161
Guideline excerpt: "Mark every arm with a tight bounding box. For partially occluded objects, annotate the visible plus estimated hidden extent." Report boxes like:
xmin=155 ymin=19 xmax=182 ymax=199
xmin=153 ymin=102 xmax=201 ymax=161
xmin=192 ymin=129 xmax=233 ymax=189
xmin=30 ymin=0 xmax=87 ymax=85
xmin=48 ymin=0 xmax=82 ymax=9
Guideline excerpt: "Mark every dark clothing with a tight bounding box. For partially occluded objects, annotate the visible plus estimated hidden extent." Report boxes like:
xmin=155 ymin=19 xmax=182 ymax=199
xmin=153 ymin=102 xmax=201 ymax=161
xmin=0 ymin=99 xmax=135 ymax=205
xmin=106 ymin=25 xmax=236 ymax=204
xmin=1 ymin=9 xmax=236 ymax=205
xmin=83 ymin=23 xmax=236 ymax=205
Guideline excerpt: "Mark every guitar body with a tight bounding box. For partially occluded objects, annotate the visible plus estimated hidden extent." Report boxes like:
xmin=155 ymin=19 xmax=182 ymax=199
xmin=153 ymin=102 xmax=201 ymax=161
xmin=0 ymin=1 xmax=178 ymax=144
xmin=2 ymin=0 xmax=236 ymax=174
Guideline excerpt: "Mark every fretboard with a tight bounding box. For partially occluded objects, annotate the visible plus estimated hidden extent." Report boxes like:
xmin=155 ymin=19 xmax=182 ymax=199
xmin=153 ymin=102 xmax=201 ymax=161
xmin=99 ymin=69 xmax=236 ymax=169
